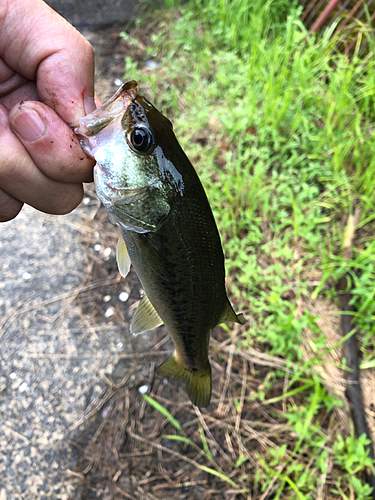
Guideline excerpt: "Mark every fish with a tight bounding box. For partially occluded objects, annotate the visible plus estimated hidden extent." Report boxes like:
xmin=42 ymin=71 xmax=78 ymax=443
xmin=74 ymin=81 xmax=244 ymax=407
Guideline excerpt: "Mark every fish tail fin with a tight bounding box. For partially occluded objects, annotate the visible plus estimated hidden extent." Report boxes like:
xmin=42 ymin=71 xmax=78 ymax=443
xmin=157 ymin=353 xmax=212 ymax=408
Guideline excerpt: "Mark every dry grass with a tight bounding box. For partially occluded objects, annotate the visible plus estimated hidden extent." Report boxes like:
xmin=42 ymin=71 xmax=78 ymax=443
xmin=68 ymin=204 xmax=352 ymax=498
xmin=70 ymin=318 xmax=352 ymax=499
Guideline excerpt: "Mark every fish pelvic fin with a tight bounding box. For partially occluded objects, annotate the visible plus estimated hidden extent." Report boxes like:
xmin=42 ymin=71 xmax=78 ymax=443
xmin=157 ymin=353 xmax=212 ymax=408
xmin=116 ymin=234 xmax=131 ymax=278
xmin=219 ymin=300 xmax=246 ymax=326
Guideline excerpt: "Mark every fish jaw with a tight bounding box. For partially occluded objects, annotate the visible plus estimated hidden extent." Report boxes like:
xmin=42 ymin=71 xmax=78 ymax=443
xmin=73 ymin=81 xmax=139 ymax=205
xmin=73 ymin=81 xmax=139 ymax=158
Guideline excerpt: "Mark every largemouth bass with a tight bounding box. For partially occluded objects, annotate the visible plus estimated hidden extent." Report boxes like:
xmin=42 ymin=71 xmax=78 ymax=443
xmin=74 ymin=81 xmax=244 ymax=407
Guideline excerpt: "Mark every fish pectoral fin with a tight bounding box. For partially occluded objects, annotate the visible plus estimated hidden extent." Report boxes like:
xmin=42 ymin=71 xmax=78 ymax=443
xmin=116 ymin=235 xmax=131 ymax=278
xmin=218 ymin=300 xmax=246 ymax=326
xmin=130 ymin=293 xmax=164 ymax=335
xmin=131 ymin=232 xmax=174 ymax=282
xmin=113 ymin=186 xmax=149 ymax=204
xmin=114 ymin=187 xmax=171 ymax=233
xmin=157 ymin=353 xmax=212 ymax=408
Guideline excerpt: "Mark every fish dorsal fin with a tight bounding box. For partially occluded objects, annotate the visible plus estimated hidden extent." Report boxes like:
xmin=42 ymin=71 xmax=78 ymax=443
xmin=218 ymin=300 xmax=245 ymax=326
xmin=130 ymin=293 xmax=164 ymax=335
xmin=116 ymin=235 xmax=131 ymax=278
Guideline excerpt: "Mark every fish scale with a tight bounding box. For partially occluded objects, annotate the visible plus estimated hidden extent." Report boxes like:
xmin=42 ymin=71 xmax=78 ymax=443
xmin=74 ymin=81 xmax=244 ymax=407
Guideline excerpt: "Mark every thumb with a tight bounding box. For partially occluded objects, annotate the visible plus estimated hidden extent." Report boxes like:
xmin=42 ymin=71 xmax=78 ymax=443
xmin=9 ymin=100 xmax=94 ymax=183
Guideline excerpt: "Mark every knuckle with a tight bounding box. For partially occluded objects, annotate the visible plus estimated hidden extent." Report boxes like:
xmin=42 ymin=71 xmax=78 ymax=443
xmin=0 ymin=189 xmax=22 ymax=222
xmin=52 ymin=184 xmax=83 ymax=215
xmin=0 ymin=150 xmax=24 ymax=182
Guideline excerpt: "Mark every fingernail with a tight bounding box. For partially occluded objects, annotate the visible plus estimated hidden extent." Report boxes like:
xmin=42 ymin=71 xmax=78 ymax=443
xmin=84 ymin=96 xmax=96 ymax=115
xmin=11 ymin=107 xmax=46 ymax=142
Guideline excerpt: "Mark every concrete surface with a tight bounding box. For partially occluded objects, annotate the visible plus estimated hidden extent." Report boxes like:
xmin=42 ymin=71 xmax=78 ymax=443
xmin=0 ymin=201 xmax=129 ymax=499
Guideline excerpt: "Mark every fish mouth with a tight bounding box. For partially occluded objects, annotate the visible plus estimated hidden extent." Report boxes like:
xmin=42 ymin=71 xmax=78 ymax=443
xmin=73 ymin=81 xmax=139 ymax=141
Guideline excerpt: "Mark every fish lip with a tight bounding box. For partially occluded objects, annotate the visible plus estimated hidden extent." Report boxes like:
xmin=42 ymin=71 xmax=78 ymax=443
xmin=72 ymin=81 xmax=139 ymax=138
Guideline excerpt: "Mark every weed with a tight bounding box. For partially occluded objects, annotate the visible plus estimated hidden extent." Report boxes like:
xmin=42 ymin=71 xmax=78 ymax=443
xmin=143 ymin=394 xmax=245 ymax=493
xmin=121 ymin=0 xmax=375 ymax=496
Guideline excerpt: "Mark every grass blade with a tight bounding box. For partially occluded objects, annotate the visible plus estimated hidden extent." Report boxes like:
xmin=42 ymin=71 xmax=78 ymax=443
xmin=142 ymin=394 xmax=182 ymax=431
xmin=199 ymin=423 xmax=214 ymax=462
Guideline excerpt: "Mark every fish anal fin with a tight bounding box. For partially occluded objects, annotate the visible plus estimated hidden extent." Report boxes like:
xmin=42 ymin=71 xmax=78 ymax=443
xmin=157 ymin=353 xmax=212 ymax=408
xmin=130 ymin=293 xmax=163 ymax=335
xmin=218 ymin=300 xmax=246 ymax=326
xmin=116 ymin=235 xmax=131 ymax=278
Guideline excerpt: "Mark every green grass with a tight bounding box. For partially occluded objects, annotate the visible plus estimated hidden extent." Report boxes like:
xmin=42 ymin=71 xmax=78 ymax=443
xmin=121 ymin=0 xmax=375 ymax=497
xmin=143 ymin=394 xmax=242 ymax=490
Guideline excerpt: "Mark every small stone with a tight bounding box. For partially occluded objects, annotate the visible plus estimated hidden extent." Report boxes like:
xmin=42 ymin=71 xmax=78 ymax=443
xmin=117 ymin=342 xmax=123 ymax=350
xmin=138 ymin=385 xmax=148 ymax=394
xmin=101 ymin=406 xmax=111 ymax=419
xmin=144 ymin=60 xmax=160 ymax=70
xmin=105 ymin=307 xmax=114 ymax=318
xmin=114 ymin=78 xmax=123 ymax=86
xmin=0 ymin=376 xmax=6 ymax=392
xmin=103 ymin=295 xmax=111 ymax=303
xmin=82 ymin=197 xmax=91 ymax=205
xmin=9 ymin=372 xmax=17 ymax=379
xmin=22 ymin=272 xmax=32 ymax=280
xmin=19 ymin=382 xmax=28 ymax=392
xmin=94 ymin=244 xmax=102 ymax=252
xmin=103 ymin=247 xmax=112 ymax=260
xmin=118 ymin=291 xmax=129 ymax=302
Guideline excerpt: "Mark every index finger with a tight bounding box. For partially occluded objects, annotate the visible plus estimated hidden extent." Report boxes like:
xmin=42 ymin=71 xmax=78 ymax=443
xmin=0 ymin=0 xmax=95 ymax=123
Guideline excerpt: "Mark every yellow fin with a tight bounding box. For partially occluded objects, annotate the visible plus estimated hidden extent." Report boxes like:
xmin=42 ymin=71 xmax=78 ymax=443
xmin=157 ymin=353 xmax=212 ymax=408
xmin=116 ymin=235 xmax=131 ymax=278
xmin=130 ymin=293 xmax=163 ymax=335
xmin=219 ymin=300 xmax=245 ymax=326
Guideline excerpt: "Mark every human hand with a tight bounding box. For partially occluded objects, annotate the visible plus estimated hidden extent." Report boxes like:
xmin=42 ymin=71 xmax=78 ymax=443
xmin=0 ymin=0 xmax=96 ymax=222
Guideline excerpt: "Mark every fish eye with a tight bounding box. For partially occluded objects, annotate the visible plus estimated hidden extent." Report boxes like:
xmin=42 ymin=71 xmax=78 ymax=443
xmin=128 ymin=127 xmax=154 ymax=153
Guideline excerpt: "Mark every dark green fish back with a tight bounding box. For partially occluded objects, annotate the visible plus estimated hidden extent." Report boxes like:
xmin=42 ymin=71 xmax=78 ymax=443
xmin=121 ymin=93 xmax=243 ymax=407
xmin=122 ymin=169 xmax=229 ymax=367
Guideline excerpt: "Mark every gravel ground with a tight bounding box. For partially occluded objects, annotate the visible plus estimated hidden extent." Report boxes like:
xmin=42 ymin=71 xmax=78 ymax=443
xmin=0 ymin=200 xmax=130 ymax=499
